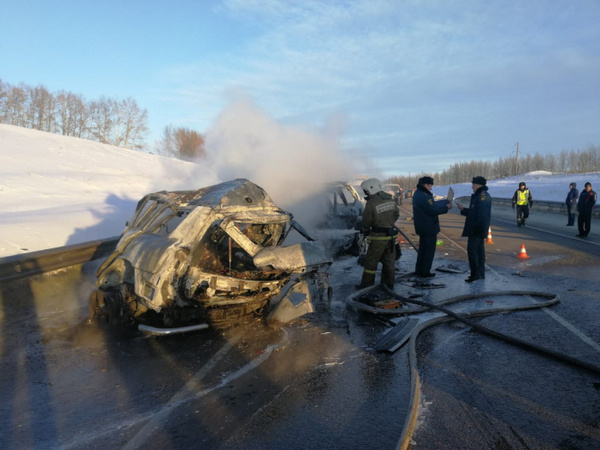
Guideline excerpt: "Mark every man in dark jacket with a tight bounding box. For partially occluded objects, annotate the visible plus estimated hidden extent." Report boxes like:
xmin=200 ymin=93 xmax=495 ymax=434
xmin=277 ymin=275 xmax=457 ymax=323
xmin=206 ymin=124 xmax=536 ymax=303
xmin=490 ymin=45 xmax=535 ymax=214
xmin=565 ymin=182 xmax=579 ymax=226
xmin=511 ymin=181 xmax=533 ymax=227
xmin=576 ymin=182 xmax=597 ymax=237
xmin=412 ymin=176 xmax=452 ymax=277
xmin=356 ymin=178 xmax=400 ymax=289
xmin=457 ymin=176 xmax=492 ymax=282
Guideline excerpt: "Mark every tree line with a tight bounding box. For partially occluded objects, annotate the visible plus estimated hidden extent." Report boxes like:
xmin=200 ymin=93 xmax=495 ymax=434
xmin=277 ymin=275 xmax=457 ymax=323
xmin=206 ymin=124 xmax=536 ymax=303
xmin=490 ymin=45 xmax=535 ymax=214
xmin=0 ymin=79 xmax=205 ymax=158
xmin=2 ymin=79 xmax=598 ymax=179
xmin=386 ymin=145 xmax=600 ymax=192
xmin=0 ymin=79 xmax=150 ymax=150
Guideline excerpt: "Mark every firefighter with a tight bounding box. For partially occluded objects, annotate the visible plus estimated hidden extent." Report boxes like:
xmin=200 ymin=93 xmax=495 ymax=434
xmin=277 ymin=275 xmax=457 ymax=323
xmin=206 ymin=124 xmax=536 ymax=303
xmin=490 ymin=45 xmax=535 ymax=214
xmin=511 ymin=181 xmax=533 ymax=227
xmin=356 ymin=178 xmax=400 ymax=290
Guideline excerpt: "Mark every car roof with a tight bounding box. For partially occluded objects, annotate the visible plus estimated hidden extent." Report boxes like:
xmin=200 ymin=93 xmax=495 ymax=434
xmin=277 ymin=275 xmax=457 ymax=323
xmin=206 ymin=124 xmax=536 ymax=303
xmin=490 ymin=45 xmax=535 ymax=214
xmin=143 ymin=178 xmax=284 ymax=214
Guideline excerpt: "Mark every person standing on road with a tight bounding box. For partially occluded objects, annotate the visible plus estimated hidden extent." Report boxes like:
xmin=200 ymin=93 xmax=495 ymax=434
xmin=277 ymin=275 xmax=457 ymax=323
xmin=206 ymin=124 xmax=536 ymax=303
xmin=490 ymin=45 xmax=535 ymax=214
xmin=356 ymin=178 xmax=400 ymax=290
xmin=576 ymin=182 xmax=597 ymax=237
xmin=565 ymin=182 xmax=579 ymax=226
xmin=457 ymin=176 xmax=492 ymax=283
xmin=511 ymin=181 xmax=533 ymax=227
xmin=412 ymin=176 xmax=452 ymax=278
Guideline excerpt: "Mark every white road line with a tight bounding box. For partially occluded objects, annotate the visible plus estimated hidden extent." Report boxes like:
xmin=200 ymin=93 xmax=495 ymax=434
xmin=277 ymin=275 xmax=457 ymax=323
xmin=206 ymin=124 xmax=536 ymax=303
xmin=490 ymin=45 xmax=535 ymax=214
xmin=123 ymin=331 xmax=286 ymax=449
xmin=493 ymin=217 xmax=600 ymax=247
xmin=64 ymin=331 xmax=283 ymax=450
xmin=123 ymin=336 xmax=241 ymax=450
xmin=539 ymin=305 xmax=600 ymax=354
xmin=438 ymin=230 xmax=600 ymax=355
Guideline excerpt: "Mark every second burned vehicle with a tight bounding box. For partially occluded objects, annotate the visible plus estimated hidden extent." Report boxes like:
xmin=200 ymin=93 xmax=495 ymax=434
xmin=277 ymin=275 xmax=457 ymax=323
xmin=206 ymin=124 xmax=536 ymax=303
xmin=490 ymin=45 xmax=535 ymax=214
xmin=383 ymin=183 xmax=403 ymax=205
xmin=89 ymin=179 xmax=332 ymax=333
xmin=314 ymin=181 xmax=366 ymax=257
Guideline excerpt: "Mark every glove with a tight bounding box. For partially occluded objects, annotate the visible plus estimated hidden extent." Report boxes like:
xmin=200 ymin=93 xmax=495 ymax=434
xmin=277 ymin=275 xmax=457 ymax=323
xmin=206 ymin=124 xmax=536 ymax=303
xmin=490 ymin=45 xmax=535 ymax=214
xmin=395 ymin=242 xmax=402 ymax=260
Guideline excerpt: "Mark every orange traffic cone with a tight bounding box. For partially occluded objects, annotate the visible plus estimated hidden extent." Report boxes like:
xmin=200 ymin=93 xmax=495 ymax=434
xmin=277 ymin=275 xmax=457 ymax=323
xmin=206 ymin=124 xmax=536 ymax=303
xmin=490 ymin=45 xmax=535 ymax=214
xmin=517 ymin=243 xmax=530 ymax=259
xmin=486 ymin=227 xmax=494 ymax=244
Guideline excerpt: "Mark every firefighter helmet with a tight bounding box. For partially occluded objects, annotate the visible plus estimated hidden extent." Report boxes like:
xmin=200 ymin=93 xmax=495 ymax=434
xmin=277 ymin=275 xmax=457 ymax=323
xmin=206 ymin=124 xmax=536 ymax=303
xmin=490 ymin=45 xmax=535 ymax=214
xmin=361 ymin=178 xmax=383 ymax=196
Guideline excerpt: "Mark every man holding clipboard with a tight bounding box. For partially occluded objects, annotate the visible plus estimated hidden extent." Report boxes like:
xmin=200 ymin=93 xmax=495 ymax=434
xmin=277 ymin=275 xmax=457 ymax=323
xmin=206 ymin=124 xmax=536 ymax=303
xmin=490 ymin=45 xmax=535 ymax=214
xmin=412 ymin=176 xmax=453 ymax=277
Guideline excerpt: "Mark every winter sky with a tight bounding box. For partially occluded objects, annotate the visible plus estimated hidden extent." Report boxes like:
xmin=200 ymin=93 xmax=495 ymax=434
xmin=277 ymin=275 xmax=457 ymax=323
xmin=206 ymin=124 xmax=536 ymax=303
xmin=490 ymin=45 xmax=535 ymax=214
xmin=2 ymin=1 xmax=600 ymax=177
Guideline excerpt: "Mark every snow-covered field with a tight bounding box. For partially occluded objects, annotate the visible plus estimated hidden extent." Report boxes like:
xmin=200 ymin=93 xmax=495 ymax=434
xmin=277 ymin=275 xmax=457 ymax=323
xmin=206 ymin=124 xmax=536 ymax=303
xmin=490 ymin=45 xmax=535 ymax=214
xmin=1 ymin=124 xmax=598 ymax=258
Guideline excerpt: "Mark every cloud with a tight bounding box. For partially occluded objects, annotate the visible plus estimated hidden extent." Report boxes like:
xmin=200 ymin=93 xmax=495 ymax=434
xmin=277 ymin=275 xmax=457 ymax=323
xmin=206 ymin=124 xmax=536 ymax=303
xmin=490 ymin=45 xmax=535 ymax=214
xmin=158 ymin=0 xmax=600 ymax=176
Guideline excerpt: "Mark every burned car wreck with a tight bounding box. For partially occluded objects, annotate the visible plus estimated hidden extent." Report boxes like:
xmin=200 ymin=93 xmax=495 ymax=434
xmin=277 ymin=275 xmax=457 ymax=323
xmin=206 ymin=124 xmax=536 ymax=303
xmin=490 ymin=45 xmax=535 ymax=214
xmin=89 ymin=179 xmax=332 ymax=333
xmin=313 ymin=181 xmax=366 ymax=258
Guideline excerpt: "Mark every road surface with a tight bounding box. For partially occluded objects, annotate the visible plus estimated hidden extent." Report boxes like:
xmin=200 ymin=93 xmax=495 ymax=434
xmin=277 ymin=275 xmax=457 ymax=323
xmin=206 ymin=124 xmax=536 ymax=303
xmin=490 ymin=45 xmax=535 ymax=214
xmin=1 ymin=203 xmax=599 ymax=449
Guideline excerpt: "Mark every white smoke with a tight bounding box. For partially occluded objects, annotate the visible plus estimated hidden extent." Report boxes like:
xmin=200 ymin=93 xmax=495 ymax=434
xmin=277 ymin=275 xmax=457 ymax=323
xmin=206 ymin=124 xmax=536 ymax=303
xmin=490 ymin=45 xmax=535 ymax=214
xmin=204 ymin=96 xmax=358 ymax=219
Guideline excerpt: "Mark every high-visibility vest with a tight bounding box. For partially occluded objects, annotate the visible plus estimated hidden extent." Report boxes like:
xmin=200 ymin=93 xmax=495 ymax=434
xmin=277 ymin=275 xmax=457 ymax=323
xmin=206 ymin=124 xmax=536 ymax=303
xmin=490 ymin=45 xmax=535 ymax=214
xmin=516 ymin=189 xmax=529 ymax=205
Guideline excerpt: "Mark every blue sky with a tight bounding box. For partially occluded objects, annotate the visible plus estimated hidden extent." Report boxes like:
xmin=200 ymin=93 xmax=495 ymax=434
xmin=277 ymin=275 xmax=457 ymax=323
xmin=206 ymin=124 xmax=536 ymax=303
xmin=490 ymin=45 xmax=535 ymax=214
xmin=2 ymin=0 xmax=600 ymax=178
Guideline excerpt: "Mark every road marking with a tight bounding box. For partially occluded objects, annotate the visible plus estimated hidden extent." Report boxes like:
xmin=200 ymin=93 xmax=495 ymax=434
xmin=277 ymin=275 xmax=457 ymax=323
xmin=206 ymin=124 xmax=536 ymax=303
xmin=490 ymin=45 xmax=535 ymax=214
xmin=123 ymin=331 xmax=283 ymax=449
xmin=539 ymin=304 xmax=600 ymax=354
xmin=493 ymin=217 xmax=600 ymax=247
xmin=437 ymin=230 xmax=600 ymax=355
xmin=63 ymin=331 xmax=285 ymax=449
xmin=122 ymin=335 xmax=241 ymax=450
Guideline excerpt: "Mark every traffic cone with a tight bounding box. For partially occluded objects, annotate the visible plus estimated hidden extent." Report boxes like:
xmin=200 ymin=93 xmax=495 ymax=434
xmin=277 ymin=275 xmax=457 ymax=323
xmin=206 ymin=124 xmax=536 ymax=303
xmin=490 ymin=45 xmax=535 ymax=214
xmin=517 ymin=243 xmax=530 ymax=259
xmin=486 ymin=227 xmax=494 ymax=244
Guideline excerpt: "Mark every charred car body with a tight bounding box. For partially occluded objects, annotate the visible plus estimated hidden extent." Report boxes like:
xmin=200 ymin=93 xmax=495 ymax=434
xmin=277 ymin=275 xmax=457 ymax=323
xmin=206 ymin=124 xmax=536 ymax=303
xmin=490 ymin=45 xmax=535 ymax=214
xmin=383 ymin=183 xmax=403 ymax=205
xmin=89 ymin=179 xmax=332 ymax=332
xmin=313 ymin=181 xmax=366 ymax=257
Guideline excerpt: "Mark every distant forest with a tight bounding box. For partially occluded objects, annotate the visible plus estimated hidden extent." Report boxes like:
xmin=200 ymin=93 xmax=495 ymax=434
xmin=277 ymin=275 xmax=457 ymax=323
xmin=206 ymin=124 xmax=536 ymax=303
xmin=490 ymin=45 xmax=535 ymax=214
xmin=386 ymin=144 xmax=600 ymax=191
xmin=0 ymin=79 xmax=205 ymax=160
xmin=1 ymin=79 xmax=598 ymax=187
xmin=0 ymin=79 xmax=149 ymax=151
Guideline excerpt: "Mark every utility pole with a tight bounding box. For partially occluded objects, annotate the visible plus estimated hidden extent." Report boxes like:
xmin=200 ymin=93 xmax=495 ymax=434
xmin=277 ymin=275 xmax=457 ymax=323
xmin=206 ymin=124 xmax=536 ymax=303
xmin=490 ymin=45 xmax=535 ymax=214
xmin=515 ymin=142 xmax=519 ymax=176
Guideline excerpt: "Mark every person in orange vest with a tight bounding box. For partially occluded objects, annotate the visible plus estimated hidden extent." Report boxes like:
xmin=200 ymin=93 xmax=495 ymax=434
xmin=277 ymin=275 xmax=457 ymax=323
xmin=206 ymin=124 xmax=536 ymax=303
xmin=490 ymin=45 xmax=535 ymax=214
xmin=511 ymin=182 xmax=533 ymax=227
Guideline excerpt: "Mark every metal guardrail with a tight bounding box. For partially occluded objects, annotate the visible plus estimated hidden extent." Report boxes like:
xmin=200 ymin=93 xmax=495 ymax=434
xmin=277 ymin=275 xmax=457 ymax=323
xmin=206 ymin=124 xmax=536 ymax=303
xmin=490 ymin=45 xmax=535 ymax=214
xmin=0 ymin=237 xmax=119 ymax=282
xmin=1 ymin=196 xmax=598 ymax=282
xmin=457 ymin=197 xmax=600 ymax=218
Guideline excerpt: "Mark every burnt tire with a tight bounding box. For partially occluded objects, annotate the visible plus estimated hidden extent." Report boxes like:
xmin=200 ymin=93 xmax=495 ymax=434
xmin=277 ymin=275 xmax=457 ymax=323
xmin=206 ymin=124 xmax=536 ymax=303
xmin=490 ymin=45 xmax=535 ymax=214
xmin=88 ymin=289 xmax=124 ymax=327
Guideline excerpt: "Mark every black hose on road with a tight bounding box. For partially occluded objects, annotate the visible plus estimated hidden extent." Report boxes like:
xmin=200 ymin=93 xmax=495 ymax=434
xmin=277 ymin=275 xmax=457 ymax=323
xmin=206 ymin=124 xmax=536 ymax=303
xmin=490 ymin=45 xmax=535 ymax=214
xmin=387 ymin=288 xmax=600 ymax=450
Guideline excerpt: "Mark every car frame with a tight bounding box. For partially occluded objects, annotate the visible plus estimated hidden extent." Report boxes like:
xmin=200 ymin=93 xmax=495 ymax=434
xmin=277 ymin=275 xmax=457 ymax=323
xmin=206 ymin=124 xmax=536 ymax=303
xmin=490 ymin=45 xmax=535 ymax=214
xmin=89 ymin=178 xmax=332 ymax=333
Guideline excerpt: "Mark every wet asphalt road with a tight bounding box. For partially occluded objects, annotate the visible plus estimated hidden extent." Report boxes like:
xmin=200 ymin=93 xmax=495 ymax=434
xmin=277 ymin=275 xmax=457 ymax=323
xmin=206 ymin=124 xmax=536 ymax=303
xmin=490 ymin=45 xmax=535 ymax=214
xmin=1 ymin=202 xmax=600 ymax=449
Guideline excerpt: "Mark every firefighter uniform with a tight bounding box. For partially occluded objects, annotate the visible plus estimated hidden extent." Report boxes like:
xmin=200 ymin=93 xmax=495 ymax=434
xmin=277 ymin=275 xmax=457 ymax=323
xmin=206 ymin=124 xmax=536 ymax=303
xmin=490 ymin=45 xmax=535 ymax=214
xmin=358 ymin=179 xmax=400 ymax=289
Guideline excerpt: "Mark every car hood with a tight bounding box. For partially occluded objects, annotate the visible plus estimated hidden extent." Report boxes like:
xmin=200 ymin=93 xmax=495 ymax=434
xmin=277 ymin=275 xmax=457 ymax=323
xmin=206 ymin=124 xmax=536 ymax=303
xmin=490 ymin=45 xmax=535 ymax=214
xmin=253 ymin=241 xmax=331 ymax=272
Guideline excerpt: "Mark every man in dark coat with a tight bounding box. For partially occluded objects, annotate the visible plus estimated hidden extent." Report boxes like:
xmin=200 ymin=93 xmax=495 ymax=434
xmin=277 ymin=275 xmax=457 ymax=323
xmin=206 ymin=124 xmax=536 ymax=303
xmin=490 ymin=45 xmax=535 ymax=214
xmin=412 ymin=176 xmax=452 ymax=277
xmin=565 ymin=182 xmax=579 ymax=226
xmin=356 ymin=178 xmax=400 ymax=289
xmin=576 ymin=182 xmax=597 ymax=237
xmin=457 ymin=176 xmax=492 ymax=282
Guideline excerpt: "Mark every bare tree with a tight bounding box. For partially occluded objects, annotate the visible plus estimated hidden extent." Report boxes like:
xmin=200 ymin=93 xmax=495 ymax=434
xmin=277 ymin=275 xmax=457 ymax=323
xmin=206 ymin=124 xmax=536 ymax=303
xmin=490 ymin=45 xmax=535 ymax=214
xmin=87 ymin=96 xmax=115 ymax=144
xmin=0 ymin=79 xmax=8 ymax=123
xmin=2 ymin=83 xmax=27 ymax=126
xmin=157 ymin=125 xmax=205 ymax=160
xmin=113 ymin=97 xmax=148 ymax=150
xmin=25 ymin=85 xmax=55 ymax=132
